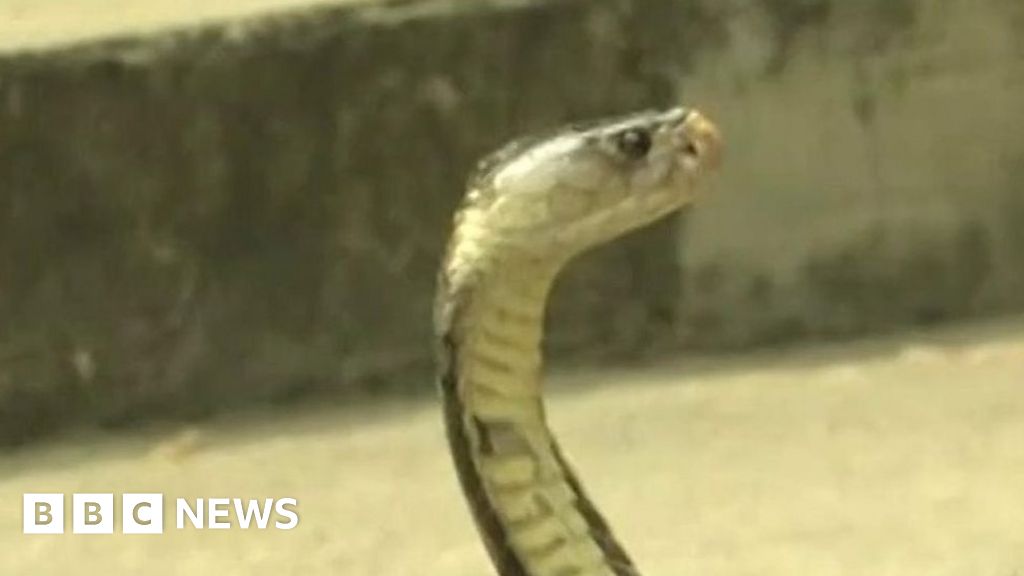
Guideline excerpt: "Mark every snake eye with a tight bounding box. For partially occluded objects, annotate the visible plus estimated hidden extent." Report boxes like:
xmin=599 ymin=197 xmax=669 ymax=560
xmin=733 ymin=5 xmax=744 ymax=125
xmin=615 ymin=128 xmax=652 ymax=159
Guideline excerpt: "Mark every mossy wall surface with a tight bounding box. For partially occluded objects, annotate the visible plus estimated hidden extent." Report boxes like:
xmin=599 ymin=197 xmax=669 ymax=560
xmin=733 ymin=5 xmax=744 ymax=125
xmin=0 ymin=0 xmax=1020 ymax=444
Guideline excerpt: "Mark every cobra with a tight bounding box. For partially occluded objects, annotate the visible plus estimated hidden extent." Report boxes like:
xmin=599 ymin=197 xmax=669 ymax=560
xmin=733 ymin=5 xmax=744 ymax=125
xmin=434 ymin=106 xmax=723 ymax=575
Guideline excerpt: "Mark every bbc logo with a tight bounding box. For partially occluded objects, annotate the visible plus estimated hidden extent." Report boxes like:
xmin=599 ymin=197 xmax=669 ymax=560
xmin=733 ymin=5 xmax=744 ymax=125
xmin=23 ymin=493 xmax=163 ymax=534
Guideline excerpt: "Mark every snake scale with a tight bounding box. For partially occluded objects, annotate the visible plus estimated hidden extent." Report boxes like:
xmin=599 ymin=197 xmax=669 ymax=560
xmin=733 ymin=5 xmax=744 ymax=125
xmin=434 ymin=106 xmax=722 ymax=576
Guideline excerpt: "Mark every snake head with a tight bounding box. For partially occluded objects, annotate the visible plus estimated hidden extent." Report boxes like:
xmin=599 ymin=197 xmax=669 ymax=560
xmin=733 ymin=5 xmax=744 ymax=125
xmin=460 ymin=106 xmax=722 ymax=260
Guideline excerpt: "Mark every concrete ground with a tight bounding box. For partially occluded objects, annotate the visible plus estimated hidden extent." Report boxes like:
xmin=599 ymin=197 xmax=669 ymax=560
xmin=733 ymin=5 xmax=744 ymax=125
xmin=1 ymin=316 xmax=1022 ymax=575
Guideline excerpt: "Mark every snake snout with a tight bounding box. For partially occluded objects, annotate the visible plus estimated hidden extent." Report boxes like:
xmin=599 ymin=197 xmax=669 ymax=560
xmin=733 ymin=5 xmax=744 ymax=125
xmin=680 ymin=109 xmax=723 ymax=171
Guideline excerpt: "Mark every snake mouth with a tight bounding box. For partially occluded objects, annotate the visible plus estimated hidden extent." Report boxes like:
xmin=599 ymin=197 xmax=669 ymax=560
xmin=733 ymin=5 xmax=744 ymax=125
xmin=677 ymin=109 xmax=723 ymax=171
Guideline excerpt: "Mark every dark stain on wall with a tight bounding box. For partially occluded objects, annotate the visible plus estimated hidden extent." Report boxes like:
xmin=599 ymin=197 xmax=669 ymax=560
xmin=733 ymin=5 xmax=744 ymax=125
xmin=761 ymin=0 xmax=833 ymax=76
xmin=759 ymin=0 xmax=919 ymax=75
xmin=678 ymin=221 xmax=994 ymax=349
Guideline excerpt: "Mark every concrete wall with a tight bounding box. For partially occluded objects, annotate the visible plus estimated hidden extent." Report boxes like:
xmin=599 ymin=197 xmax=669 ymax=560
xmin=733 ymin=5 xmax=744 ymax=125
xmin=0 ymin=0 xmax=1021 ymax=445
xmin=677 ymin=0 xmax=1024 ymax=347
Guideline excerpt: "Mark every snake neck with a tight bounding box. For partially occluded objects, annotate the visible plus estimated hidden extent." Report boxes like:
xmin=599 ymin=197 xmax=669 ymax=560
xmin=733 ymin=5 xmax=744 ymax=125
xmin=437 ymin=257 xmax=640 ymax=576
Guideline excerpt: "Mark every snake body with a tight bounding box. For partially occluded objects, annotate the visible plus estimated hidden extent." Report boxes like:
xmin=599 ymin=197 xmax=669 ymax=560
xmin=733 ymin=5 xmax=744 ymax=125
xmin=435 ymin=106 xmax=722 ymax=576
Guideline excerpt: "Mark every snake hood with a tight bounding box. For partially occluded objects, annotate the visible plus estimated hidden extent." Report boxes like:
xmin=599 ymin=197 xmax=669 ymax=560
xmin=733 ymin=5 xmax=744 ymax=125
xmin=453 ymin=106 xmax=722 ymax=262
